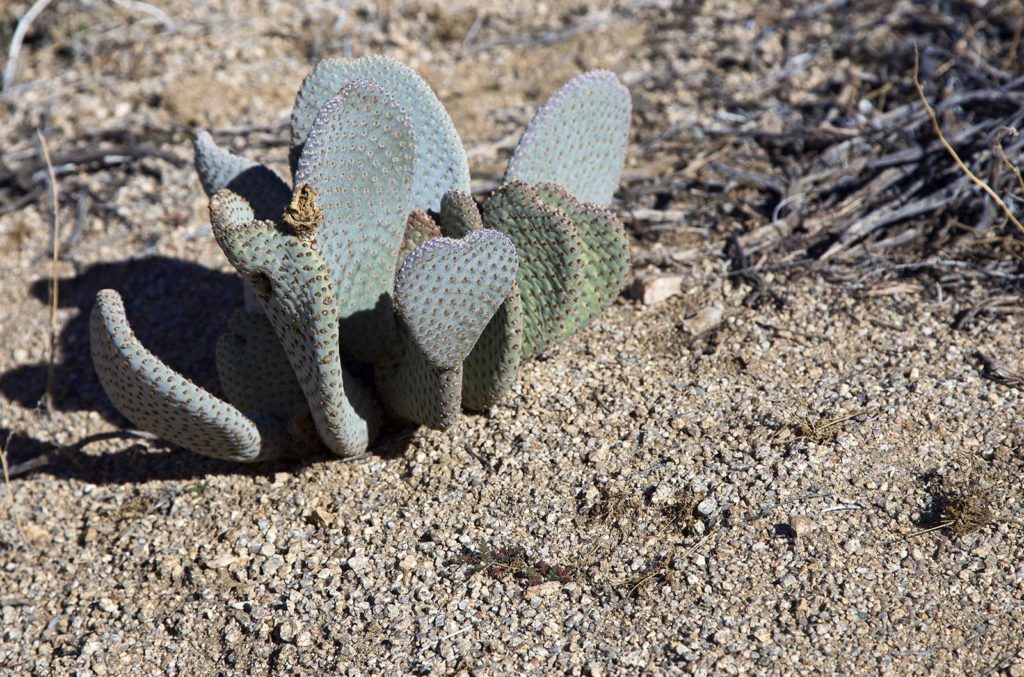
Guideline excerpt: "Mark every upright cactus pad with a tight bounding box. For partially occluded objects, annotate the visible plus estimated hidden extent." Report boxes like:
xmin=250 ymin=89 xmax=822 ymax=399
xmin=394 ymin=229 xmax=519 ymax=371
xmin=210 ymin=189 xmax=380 ymax=457
xmin=92 ymin=57 xmax=633 ymax=463
xmin=90 ymin=290 xmax=289 ymax=461
xmin=461 ymin=283 xmax=524 ymax=411
xmin=481 ymin=181 xmax=584 ymax=358
xmin=439 ymin=189 xmax=483 ymax=238
xmin=505 ymin=71 xmax=631 ymax=207
xmin=290 ymin=55 xmax=470 ymax=211
xmin=294 ymin=80 xmax=415 ymax=363
xmin=375 ymin=336 xmax=463 ymax=430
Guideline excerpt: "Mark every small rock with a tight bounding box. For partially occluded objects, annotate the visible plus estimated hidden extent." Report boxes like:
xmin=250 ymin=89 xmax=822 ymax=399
xmin=262 ymin=555 xmax=285 ymax=576
xmin=843 ymin=537 xmax=861 ymax=554
xmin=347 ymin=555 xmax=371 ymax=574
xmin=207 ymin=553 xmax=239 ymax=569
xmin=789 ymin=514 xmax=814 ymax=538
xmin=525 ymin=581 xmax=561 ymax=600
xmin=295 ymin=630 xmax=314 ymax=648
xmin=630 ymin=275 xmax=684 ymax=305
xmin=307 ymin=507 xmax=335 ymax=528
xmin=276 ymin=619 xmax=301 ymax=644
xmin=696 ymin=496 xmax=718 ymax=517
xmin=398 ymin=555 xmax=417 ymax=572
xmin=12 ymin=348 xmax=28 ymax=362
xmin=97 ymin=597 xmax=118 ymax=614
xmin=650 ymin=483 xmax=674 ymax=505
xmin=682 ymin=304 xmax=723 ymax=334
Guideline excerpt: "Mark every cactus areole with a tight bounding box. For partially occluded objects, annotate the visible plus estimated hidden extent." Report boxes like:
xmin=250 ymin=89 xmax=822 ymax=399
xmin=90 ymin=56 xmax=632 ymax=462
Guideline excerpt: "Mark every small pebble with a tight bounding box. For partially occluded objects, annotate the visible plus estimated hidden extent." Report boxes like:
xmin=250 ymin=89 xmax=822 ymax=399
xmin=789 ymin=514 xmax=813 ymax=538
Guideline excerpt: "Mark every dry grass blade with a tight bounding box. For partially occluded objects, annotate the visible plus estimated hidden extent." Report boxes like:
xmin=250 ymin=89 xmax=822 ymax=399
xmin=0 ymin=437 xmax=29 ymax=549
xmin=35 ymin=128 xmax=60 ymax=414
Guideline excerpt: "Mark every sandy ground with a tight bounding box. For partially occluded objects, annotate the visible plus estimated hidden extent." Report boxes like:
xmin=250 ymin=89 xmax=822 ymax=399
xmin=1 ymin=0 xmax=1023 ymax=674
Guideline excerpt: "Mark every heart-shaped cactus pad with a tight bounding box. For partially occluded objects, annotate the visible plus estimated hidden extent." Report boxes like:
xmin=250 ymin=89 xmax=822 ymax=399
xmin=394 ymin=228 xmax=518 ymax=371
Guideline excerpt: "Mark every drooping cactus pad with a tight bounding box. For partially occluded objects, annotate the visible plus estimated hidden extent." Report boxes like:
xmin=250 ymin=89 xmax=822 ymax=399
xmin=92 ymin=57 xmax=633 ymax=463
xmin=210 ymin=189 xmax=380 ymax=457
xmin=193 ymin=131 xmax=291 ymax=222
xmin=505 ymin=71 xmax=631 ymax=207
xmin=91 ymin=289 xmax=289 ymax=461
xmin=290 ymin=55 xmax=470 ymax=211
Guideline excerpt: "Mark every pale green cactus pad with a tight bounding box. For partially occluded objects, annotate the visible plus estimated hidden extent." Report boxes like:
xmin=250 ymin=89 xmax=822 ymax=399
xmin=290 ymin=55 xmax=470 ymax=211
xmin=504 ymin=71 xmax=631 ymax=207
xmin=90 ymin=289 xmax=290 ymax=462
xmin=394 ymin=229 xmax=518 ymax=371
xmin=481 ymin=180 xmax=584 ymax=358
xmin=532 ymin=183 xmax=630 ymax=336
xmin=210 ymin=189 xmax=380 ymax=457
xmin=294 ymin=79 xmax=415 ymax=364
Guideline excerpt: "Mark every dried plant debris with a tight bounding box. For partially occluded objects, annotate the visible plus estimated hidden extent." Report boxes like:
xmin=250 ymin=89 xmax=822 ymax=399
xmin=585 ymin=485 xmax=705 ymax=536
xmin=917 ymin=472 xmax=998 ymax=538
xmin=460 ymin=543 xmax=577 ymax=588
xmin=783 ymin=407 xmax=873 ymax=445
xmin=974 ymin=350 xmax=1024 ymax=387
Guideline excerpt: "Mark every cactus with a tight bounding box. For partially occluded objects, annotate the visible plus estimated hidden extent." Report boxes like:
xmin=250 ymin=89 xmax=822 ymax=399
xmin=89 ymin=55 xmax=632 ymax=462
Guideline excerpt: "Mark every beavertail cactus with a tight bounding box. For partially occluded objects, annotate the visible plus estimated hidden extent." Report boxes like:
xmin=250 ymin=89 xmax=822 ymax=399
xmin=90 ymin=56 xmax=632 ymax=462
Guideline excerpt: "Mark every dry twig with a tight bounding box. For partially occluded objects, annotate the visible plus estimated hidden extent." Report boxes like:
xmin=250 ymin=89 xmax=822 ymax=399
xmin=2 ymin=0 xmax=55 ymax=91
xmin=912 ymin=46 xmax=1024 ymax=236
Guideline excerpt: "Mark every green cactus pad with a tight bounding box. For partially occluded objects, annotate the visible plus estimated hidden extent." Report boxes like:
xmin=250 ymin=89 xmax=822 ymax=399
xmin=290 ymin=55 xmax=470 ymax=210
xmin=90 ymin=289 xmax=290 ymax=462
xmin=481 ymin=181 xmax=584 ymax=358
xmin=210 ymin=189 xmax=380 ymax=457
xmin=504 ymin=71 xmax=631 ymax=207
xmin=193 ymin=131 xmax=291 ymax=221
xmin=394 ymin=229 xmax=518 ymax=371
xmin=215 ymin=310 xmax=307 ymax=421
xmin=461 ymin=282 xmax=524 ymax=411
xmin=397 ymin=210 xmax=442 ymax=265
xmin=438 ymin=189 xmax=483 ymax=238
xmin=532 ymin=183 xmax=630 ymax=336
xmin=294 ymin=80 xmax=415 ymax=363
xmin=375 ymin=334 xmax=463 ymax=430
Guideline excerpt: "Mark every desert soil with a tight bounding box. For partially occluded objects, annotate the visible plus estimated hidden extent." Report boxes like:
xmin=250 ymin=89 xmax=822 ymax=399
xmin=1 ymin=0 xmax=1023 ymax=674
